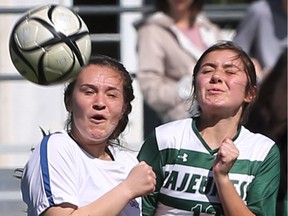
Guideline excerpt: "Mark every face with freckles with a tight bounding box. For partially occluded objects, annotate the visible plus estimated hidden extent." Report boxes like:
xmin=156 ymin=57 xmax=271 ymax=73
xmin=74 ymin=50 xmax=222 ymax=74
xmin=67 ymin=65 xmax=126 ymax=146
xmin=195 ymin=49 xmax=255 ymax=116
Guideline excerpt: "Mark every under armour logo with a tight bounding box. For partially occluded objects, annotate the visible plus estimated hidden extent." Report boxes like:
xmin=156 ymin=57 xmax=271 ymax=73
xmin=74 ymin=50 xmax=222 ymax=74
xmin=129 ymin=199 xmax=139 ymax=209
xmin=177 ymin=153 xmax=188 ymax=162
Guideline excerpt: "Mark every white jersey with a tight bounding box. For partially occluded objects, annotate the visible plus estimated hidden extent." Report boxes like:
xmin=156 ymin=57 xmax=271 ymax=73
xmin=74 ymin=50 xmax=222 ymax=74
xmin=21 ymin=131 xmax=141 ymax=216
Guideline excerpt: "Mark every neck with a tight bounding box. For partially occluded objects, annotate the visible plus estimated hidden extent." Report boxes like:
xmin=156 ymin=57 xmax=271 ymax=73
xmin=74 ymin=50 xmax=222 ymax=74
xmin=196 ymin=116 xmax=240 ymax=149
xmin=69 ymin=131 xmax=112 ymax=160
xmin=170 ymin=10 xmax=195 ymax=28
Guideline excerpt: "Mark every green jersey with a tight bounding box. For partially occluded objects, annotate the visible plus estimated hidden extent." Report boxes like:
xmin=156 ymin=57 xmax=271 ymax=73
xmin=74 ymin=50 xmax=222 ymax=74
xmin=138 ymin=118 xmax=280 ymax=216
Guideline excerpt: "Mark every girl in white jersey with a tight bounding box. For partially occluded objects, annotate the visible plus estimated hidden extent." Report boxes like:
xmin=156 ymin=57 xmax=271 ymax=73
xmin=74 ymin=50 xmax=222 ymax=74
xmin=138 ymin=41 xmax=280 ymax=216
xmin=21 ymin=55 xmax=156 ymax=216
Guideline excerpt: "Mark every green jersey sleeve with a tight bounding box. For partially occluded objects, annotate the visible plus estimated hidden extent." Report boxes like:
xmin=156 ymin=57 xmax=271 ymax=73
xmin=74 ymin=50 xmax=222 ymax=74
xmin=137 ymin=132 xmax=164 ymax=216
xmin=247 ymin=144 xmax=280 ymax=216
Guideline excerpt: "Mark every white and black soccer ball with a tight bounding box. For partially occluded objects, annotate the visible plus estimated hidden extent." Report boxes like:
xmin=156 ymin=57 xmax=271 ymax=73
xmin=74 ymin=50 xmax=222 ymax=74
xmin=9 ymin=4 xmax=91 ymax=85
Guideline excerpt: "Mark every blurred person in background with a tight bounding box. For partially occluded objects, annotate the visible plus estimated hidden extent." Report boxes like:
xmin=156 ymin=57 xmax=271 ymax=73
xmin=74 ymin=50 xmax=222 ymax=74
xmin=245 ymin=48 xmax=287 ymax=216
xmin=134 ymin=0 xmax=232 ymax=137
xmin=234 ymin=0 xmax=287 ymax=80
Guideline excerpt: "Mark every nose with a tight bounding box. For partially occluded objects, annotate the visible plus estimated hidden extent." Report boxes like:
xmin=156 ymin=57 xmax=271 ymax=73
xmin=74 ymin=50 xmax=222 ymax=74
xmin=210 ymin=71 xmax=223 ymax=83
xmin=92 ymin=95 xmax=106 ymax=110
xmin=93 ymin=103 xmax=105 ymax=110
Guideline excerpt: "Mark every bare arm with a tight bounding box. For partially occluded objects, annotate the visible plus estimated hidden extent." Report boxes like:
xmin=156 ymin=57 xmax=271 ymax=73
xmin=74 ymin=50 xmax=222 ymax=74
xmin=43 ymin=161 xmax=156 ymax=216
xmin=213 ymin=138 xmax=255 ymax=216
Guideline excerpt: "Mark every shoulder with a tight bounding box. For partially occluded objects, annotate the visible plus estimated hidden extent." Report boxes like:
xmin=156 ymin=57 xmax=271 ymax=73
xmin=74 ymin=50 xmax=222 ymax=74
xmin=108 ymin=145 xmax=138 ymax=165
xmin=157 ymin=118 xmax=192 ymax=131
xmin=155 ymin=118 xmax=193 ymax=149
xmin=196 ymin=12 xmax=214 ymax=24
xmin=237 ymin=126 xmax=278 ymax=161
xmin=240 ymin=126 xmax=275 ymax=144
xmin=39 ymin=131 xmax=80 ymax=159
xmin=137 ymin=24 xmax=167 ymax=38
xmin=44 ymin=131 xmax=73 ymax=147
xmin=29 ymin=130 xmax=72 ymax=153
xmin=196 ymin=12 xmax=220 ymax=29
xmin=196 ymin=12 xmax=232 ymax=40
xmin=45 ymin=130 xmax=70 ymax=140
xmin=135 ymin=12 xmax=174 ymax=31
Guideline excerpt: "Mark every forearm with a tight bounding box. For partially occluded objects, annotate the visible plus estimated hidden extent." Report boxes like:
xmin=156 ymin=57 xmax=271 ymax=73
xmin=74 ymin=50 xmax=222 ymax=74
xmin=44 ymin=182 xmax=134 ymax=216
xmin=44 ymin=161 xmax=156 ymax=216
xmin=77 ymin=181 xmax=135 ymax=216
xmin=215 ymin=175 xmax=255 ymax=216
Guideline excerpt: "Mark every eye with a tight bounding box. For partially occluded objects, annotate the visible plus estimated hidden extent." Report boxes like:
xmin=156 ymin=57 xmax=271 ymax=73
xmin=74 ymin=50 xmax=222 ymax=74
xmin=80 ymin=86 xmax=95 ymax=95
xmin=107 ymin=93 xmax=116 ymax=98
xmin=225 ymin=69 xmax=237 ymax=75
xmin=200 ymin=68 xmax=214 ymax=74
xmin=106 ymin=90 xmax=120 ymax=98
xmin=85 ymin=89 xmax=94 ymax=95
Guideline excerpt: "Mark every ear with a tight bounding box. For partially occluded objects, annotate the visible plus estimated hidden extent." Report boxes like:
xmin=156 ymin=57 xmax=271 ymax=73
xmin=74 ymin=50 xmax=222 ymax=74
xmin=244 ymin=86 xmax=257 ymax=103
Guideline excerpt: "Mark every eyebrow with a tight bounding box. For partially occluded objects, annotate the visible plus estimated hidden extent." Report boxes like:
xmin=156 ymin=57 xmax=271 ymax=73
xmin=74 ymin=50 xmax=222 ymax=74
xmin=200 ymin=62 xmax=242 ymax=70
xmin=200 ymin=62 xmax=216 ymax=68
xmin=81 ymin=83 xmax=122 ymax=91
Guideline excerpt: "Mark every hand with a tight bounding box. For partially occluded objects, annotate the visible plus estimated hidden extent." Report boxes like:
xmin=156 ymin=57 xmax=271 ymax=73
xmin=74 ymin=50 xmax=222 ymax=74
xmin=122 ymin=161 xmax=156 ymax=199
xmin=213 ymin=137 xmax=239 ymax=178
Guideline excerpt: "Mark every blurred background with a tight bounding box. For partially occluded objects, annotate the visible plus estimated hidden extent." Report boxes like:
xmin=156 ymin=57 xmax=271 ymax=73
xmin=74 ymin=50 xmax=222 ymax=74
xmin=0 ymin=0 xmax=258 ymax=215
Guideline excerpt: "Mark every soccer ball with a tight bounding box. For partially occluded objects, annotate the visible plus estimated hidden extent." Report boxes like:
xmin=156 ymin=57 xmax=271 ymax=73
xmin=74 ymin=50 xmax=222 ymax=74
xmin=9 ymin=4 xmax=91 ymax=85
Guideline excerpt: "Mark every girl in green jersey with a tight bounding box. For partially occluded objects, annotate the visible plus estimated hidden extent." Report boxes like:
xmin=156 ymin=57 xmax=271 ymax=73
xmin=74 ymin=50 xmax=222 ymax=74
xmin=138 ymin=41 xmax=280 ymax=216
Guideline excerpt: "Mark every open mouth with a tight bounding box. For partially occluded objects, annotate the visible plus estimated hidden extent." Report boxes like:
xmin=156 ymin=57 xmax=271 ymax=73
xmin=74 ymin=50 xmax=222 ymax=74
xmin=91 ymin=114 xmax=106 ymax=122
